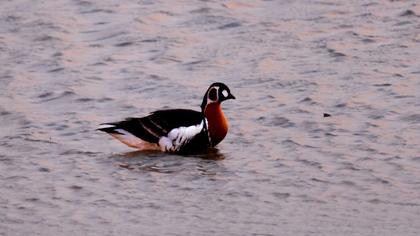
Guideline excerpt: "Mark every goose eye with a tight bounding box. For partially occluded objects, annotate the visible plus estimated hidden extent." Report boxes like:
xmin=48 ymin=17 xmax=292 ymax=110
xmin=208 ymin=88 xmax=217 ymax=101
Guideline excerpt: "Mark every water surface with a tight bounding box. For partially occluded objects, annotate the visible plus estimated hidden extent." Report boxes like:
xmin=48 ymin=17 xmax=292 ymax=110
xmin=1 ymin=0 xmax=420 ymax=235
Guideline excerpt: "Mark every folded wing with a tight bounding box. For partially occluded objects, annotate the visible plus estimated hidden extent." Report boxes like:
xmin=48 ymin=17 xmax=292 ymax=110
xmin=98 ymin=109 xmax=209 ymax=153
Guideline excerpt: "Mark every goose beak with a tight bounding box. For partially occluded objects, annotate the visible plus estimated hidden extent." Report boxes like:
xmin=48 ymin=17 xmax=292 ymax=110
xmin=227 ymin=93 xmax=236 ymax=100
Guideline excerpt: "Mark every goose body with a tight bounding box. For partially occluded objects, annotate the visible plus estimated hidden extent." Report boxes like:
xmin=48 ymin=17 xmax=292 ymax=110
xmin=98 ymin=83 xmax=235 ymax=154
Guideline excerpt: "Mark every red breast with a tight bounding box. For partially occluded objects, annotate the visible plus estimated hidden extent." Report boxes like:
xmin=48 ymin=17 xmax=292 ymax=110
xmin=204 ymin=102 xmax=228 ymax=146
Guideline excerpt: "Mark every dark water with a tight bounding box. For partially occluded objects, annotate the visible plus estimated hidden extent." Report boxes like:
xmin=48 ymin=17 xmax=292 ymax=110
xmin=1 ymin=0 xmax=420 ymax=235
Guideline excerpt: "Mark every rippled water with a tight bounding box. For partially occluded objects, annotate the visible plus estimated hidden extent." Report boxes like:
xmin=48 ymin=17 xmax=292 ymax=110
xmin=1 ymin=0 xmax=420 ymax=235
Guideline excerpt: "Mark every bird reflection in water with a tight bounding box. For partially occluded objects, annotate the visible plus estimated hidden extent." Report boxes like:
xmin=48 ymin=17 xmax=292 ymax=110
xmin=116 ymin=147 xmax=225 ymax=160
xmin=111 ymin=148 xmax=226 ymax=174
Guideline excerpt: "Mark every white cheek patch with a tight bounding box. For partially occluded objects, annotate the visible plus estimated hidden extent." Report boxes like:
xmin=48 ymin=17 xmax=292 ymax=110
xmin=222 ymin=90 xmax=229 ymax=98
